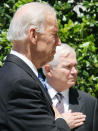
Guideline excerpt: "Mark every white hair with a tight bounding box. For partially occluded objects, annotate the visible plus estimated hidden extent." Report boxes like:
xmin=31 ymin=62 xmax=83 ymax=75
xmin=7 ymin=2 xmax=56 ymax=41
xmin=43 ymin=43 xmax=76 ymax=75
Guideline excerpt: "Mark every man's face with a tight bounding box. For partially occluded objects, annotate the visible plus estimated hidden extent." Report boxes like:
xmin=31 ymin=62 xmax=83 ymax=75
xmin=49 ymin=52 xmax=78 ymax=92
xmin=36 ymin=14 xmax=61 ymax=66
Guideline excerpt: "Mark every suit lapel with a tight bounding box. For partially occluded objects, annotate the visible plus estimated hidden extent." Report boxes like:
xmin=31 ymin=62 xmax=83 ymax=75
xmin=5 ymin=54 xmax=52 ymax=106
xmin=69 ymin=88 xmax=81 ymax=112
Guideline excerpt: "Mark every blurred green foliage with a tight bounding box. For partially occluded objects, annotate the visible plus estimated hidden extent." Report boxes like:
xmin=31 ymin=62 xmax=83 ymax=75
xmin=0 ymin=0 xmax=98 ymax=98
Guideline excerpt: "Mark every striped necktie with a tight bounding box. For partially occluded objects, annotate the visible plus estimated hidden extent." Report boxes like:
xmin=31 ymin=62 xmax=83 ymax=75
xmin=56 ymin=92 xmax=64 ymax=113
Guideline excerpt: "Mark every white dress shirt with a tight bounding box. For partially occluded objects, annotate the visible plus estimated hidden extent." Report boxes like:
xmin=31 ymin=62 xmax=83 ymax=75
xmin=46 ymin=80 xmax=69 ymax=112
xmin=10 ymin=50 xmax=38 ymax=77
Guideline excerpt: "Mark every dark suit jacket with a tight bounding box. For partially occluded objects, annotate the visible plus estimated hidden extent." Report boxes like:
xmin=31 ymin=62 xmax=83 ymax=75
xmin=69 ymin=88 xmax=98 ymax=131
xmin=0 ymin=54 xmax=70 ymax=131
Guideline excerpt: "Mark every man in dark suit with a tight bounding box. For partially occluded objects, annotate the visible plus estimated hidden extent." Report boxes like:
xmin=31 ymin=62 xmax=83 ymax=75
xmin=43 ymin=44 xmax=98 ymax=131
xmin=0 ymin=2 xmax=73 ymax=131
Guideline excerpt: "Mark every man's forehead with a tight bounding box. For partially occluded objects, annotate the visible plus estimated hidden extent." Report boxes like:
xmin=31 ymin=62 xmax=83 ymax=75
xmin=59 ymin=52 xmax=76 ymax=59
xmin=59 ymin=54 xmax=77 ymax=63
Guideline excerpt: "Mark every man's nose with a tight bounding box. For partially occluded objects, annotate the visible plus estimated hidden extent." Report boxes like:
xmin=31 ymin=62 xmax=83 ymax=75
xmin=71 ymin=67 xmax=78 ymax=74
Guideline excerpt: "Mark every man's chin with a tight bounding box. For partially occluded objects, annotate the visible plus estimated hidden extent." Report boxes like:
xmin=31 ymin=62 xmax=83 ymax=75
xmin=70 ymin=82 xmax=76 ymax=86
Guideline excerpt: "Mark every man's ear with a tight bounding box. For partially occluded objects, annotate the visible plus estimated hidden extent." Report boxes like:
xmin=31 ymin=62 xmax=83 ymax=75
xmin=44 ymin=65 xmax=53 ymax=77
xmin=29 ymin=28 xmax=37 ymax=44
xmin=44 ymin=65 xmax=50 ymax=73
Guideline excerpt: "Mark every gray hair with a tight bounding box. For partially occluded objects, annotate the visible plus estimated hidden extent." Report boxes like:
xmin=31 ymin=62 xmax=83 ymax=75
xmin=7 ymin=2 xmax=56 ymax=41
xmin=43 ymin=43 xmax=76 ymax=75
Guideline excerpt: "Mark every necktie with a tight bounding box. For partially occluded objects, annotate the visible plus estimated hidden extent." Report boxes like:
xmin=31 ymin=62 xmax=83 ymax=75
xmin=56 ymin=93 xmax=64 ymax=113
xmin=38 ymin=73 xmax=47 ymax=90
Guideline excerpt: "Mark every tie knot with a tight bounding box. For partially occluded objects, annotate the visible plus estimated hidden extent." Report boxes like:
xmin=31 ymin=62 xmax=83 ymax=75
xmin=56 ymin=93 xmax=63 ymax=102
xmin=56 ymin=92 xmax=64 ymax=113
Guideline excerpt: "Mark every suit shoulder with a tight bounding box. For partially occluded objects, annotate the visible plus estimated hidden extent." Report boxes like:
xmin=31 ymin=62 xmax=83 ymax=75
xmin=70 ymin=88 xmax=97 ymax=102
xmin=78 ymin=89 xmax=96 ymax=100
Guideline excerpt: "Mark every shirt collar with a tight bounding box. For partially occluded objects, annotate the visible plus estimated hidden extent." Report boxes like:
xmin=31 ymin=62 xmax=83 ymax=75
xmin=45 ymin=79 xmax=69 ymax=99
xmin=10 ymin=50 xmax=38 ymax=77
xmin=45 ymin=81 xmax=57 ymax=99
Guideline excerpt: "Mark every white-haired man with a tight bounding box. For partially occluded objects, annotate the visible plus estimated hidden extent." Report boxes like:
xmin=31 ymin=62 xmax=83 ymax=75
xmin=43 ymin=44 xmax=98 ymax=131
xmin=0 ymin=2 xmax=74 ymax=131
